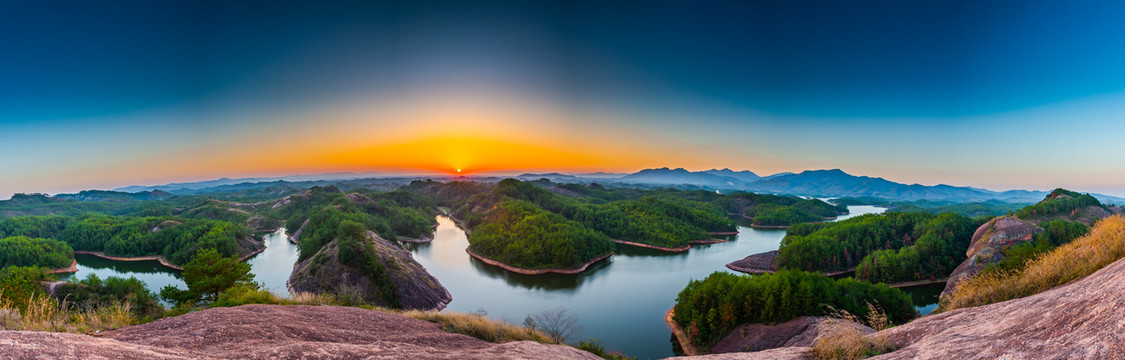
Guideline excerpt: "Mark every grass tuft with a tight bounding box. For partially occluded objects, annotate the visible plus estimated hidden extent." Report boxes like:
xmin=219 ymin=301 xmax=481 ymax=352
xmin=808 ymin=303 xmax=895 ymax=360
xmin=390 ymin=308 xmax=556 ymax=344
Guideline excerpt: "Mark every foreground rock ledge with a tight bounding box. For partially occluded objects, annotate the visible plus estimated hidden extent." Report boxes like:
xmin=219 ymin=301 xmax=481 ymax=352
xmin=0 ymin=305 xmax=599 ymax=360
xmin=670 ymin=254 xmax=1125 ymax=360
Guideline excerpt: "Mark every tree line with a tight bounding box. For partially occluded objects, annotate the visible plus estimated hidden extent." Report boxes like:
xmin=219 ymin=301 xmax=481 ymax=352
xmin=672 ymin=270 xmax=915 ymax=351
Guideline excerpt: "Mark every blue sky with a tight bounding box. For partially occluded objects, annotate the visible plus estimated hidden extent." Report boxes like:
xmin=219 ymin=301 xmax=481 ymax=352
xmin=2 ymin=0 xmax=1124 ymax=198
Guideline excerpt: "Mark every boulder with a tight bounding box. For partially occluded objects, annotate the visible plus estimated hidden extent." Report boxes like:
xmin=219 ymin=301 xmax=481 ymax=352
xmin=941 ymin=216 xmax=1041 ymax=298
xmin=287 ymin=231 xmax=452 ymax=310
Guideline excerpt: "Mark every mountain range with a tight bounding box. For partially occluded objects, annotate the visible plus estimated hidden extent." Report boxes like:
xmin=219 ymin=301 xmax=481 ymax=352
xmin=109 ymin=168 xmax=1125 ymax=205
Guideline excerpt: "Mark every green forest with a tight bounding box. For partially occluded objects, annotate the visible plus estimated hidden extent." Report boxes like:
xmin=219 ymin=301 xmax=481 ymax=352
xmin=0 ymin=236 xmax=74 ymax=270
xmin=672 ymin=270 xmax=915 ymax=350
xmin=468 ymin=200 xmax=614 ymax=269
xmin=0 ymin=214 xmax=249 ymax=266
xmin=779 ymin=212 xmax=979 ymax=281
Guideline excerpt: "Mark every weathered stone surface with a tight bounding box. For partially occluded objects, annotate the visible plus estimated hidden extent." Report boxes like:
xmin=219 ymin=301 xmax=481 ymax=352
xmin=942 ymin=216 xmax=1042 ymax=298
xmin=710 ymin=316 xmax=873 ymax=353
xmin=0 ymin=305 xmax=599 ymax=360
xmin=871 ymin=254 xmax=1125 ymax=360
xmin=288 ymin=231 xmax=452 ymax=310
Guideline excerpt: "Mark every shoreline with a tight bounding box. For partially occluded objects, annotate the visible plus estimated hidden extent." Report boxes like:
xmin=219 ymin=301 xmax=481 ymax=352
xmin=74 ymin=251 xmax=185 ymax=271
xmin=465 ymin=249 xmax=614 ymax=275
xmin=888 ymin=278 xmax=949 ymax=288
xmin=708 ymin=231 xmax=739 ymax=236
xmin=75 ymin=247 xmax=267 ymax=272
xmin=612 ymin=239 xmax=690 ymax=252
xmin=689 ymin=238 xmax=728 ymax=245
xmin=397 ymin=234 xmax=435 ymax=244
xmin=47 ymin=259 xmax=79 ymax=274
xmin=666 ymin=308 xmax=703 ymax=356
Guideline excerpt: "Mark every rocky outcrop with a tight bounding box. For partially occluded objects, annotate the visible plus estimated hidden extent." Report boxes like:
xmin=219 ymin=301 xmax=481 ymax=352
xmin=726 ymin=250 xmax=779 ymax=274
xmin=710 ymin=316 xmax=873 ymax=353
xmin=0 ymin=305 xmax=599 ymax=359
xmin=870 ymin=253 xmax=1125 ymax=359
xmin=287 ymin=231 xmax=452 ymax=310
xmin=941 ymin=216 xmax=1041 ymax=297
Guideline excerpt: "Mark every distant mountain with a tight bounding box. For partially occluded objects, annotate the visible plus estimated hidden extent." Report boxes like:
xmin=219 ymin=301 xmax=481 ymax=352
xmin=617 ymin=167 xmax=748 ymax=189
xmin=746 ymin=169 xmax=1125 ymax=204
xmin=106 ymin=168 xmax=1125 ymax=205
xmin=701 ymin=168 xmax=761 ymax=184
xmin=116 ymin=172 xmax=384 ymax=193
xmin=574 ymin=172 xmax=629 ymax=179
xmin=54 ymin=190 xmax=174 ymax=202
xmin=746 ymin=169 xmax=998 ymax=201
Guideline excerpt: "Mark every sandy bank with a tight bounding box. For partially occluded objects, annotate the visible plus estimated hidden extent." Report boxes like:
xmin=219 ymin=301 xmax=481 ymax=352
xmin=465 ymin=249 xmax=613 ymax=275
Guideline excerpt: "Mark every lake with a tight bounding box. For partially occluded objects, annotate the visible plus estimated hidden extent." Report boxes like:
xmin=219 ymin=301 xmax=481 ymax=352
xmin=61 ymin=205 xmax=940 ymax=359
xmin=404 ymin=205 xmax=933 ymax=359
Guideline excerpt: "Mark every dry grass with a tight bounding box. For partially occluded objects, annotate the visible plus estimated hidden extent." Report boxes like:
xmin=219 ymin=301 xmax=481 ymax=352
xmin=287 ymin=291 xmax=335 ymax=305
xmin=808 ymin=303 xmax=895 ymax=360
xmin=0 ymin=291 xmax=135 ymax=333
xmin=388 ymin=308 xmax=555 ymax=344
xmin=941 ymin=214 xmax=1125 ymax=312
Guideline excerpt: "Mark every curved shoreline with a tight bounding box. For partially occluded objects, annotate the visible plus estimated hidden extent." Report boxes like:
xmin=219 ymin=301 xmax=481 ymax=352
xmin=47 ymin=259 xmax=79 ymax=274
xmin=74 ymin=251 xmax=185 ymax=271
xmin=465 ymin=249 xmax=613 ymax=275
xmin=74 ymin=248 xmax=266 ymax=272
xmin=612 ymin=239 xmax=690 ymax=252
xmin=708 ymin=231 xmax=739 ymax=236
xmin=666 ymin=308 xmax=703 ymax=356
xmin=689 ymin=238 xmax=728 ymax=245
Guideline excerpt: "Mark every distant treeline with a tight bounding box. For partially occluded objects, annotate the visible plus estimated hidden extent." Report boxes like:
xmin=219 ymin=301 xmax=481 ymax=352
xmin=0 ymin=214 xmax=249 ymax=265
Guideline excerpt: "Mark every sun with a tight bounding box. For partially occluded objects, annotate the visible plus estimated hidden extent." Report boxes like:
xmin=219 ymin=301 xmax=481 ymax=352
xmin=456 ymin=168 xmax=462 ymax=173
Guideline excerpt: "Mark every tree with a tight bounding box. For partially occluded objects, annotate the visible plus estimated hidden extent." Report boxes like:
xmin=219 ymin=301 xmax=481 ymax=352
xmin=161 ymin=248 xmax=253 ymax=306
xmin=524 ymin=307 xmax=584 ymax=344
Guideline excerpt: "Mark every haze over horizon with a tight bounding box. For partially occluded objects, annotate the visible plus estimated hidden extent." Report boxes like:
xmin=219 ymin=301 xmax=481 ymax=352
xmin=3 ymin=1 xmax=1125 ymax=199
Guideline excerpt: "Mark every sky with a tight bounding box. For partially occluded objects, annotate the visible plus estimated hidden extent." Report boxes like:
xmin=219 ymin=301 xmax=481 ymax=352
xmin=2 ymin=0 xmax=1125 ymax=199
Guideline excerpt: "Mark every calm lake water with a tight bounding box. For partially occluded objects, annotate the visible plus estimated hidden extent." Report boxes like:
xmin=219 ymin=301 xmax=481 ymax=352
xmin=62 ymin=205 xmax=940 ymax=359
xmin=404 ymin=205 xmax=931 ymax=359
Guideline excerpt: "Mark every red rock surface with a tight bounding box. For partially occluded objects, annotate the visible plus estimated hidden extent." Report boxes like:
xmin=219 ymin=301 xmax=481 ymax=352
xmin=0 ymin=305 xmax=599 ymax=360
xmin=942 ymin=216 xmax=1042 ymax=297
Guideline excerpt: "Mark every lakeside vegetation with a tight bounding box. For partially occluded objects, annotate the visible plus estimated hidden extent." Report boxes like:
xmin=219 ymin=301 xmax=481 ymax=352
xmin=1 ymin=214 xmax=250 ymax=266
xmin=940 ymin=214 xmax=1125 ymax=312
xmin=469 ymin=200 xmax=613 ymax=270
xmin=0 ymin=236 xmax=74 ymax=270
xmin=779 ymin=212 xmax=979 ymax=282
xmin=853 ymin=213 xmax=978 ymax=283
xmin=672 ymin=270 xmax=914 ymax=351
